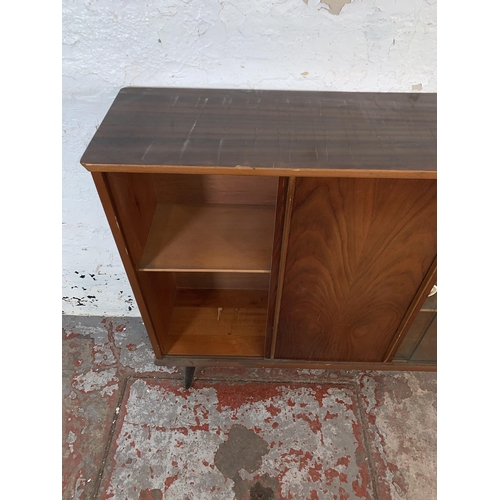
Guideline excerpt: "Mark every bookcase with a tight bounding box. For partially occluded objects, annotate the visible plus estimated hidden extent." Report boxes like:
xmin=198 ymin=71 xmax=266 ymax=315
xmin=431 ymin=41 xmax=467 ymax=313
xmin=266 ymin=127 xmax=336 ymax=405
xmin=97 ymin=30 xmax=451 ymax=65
xmin=81 ymin=87 xmax=437 ymax=387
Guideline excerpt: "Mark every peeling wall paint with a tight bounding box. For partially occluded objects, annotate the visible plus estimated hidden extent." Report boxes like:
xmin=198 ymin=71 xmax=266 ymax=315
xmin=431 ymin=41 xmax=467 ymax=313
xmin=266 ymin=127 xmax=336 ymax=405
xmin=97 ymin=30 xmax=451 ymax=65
xmin=62 ymin=0 xmax=436 ymax=316
xmin=319 ymin=0 xmax=352 ymax=15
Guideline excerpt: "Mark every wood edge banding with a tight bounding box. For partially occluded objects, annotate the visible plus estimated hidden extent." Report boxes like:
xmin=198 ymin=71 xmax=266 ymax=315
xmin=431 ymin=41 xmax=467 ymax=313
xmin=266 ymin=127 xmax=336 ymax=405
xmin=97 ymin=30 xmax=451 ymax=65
xmin=81 ymin=163 xmax=437 ymax=180
xmin=270 ymin=177 xmax=296 ymax=359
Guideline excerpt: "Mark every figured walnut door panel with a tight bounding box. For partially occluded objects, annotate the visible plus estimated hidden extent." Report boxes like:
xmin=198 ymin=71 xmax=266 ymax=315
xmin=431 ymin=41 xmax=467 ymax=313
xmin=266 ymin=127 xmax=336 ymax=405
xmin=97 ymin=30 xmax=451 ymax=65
xmin=274 ymin=177 xmax=437 ymax=362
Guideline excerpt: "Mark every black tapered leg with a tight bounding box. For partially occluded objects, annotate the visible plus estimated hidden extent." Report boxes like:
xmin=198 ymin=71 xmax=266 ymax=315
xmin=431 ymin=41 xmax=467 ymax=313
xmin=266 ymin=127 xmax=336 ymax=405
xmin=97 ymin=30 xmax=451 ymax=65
xmin=184 ymin=367 xmax=195 ymax=389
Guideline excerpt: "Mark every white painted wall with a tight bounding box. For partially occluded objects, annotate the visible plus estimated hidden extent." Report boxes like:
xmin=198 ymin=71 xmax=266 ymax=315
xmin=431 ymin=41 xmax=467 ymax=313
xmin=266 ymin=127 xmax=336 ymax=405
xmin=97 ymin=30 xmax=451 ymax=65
xmin=62 ymin=0 xmax=436 ymax=316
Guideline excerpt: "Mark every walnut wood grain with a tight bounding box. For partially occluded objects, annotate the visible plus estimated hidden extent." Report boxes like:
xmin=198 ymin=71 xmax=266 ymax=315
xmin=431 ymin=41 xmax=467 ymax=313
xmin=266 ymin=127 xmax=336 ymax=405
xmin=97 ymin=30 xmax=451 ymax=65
xmin=274 ymin=177 xmax=437 ymax=363
xmin=81 ymin=87 xmax=436 ymax=178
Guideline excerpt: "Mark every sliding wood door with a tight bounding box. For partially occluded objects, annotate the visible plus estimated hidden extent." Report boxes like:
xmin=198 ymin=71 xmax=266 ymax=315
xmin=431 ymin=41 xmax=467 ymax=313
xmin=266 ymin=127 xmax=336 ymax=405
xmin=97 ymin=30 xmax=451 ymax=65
xmin=273 ymin=177 xmax=437 ymax=362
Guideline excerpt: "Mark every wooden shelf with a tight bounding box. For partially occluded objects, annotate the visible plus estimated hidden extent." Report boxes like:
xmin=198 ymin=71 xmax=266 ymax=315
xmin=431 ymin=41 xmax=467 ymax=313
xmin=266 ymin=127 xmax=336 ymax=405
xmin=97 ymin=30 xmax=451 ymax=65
xmin=139 ymin=203 xmax=275 ymax=273
xmin=160 ymin=289 xmax=267 ymax=357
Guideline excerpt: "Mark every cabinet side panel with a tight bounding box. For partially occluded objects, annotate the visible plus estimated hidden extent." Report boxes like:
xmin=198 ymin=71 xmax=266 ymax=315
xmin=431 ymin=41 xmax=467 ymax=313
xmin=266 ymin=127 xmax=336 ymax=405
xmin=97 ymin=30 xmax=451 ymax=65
xmin=275 ymin=177 xmax=437 ymax=362
xmin=105 ymin=172 xmax=157 ymax=265
xmin=103 ymin=172 xmax=177 ymax=358
xmin=137 ymin=271 xmax=177 ymax=357
xmin=91 ymin=173 xmax=164 ymax=357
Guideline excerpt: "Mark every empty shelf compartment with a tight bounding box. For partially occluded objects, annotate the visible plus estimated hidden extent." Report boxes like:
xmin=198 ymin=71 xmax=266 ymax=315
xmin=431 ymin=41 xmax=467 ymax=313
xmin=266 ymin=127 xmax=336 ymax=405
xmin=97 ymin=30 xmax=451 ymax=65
xmin=139 ymin=203 xmax=275 ymax=273
xmin=160 ymin=289 xmax=268 ymax=357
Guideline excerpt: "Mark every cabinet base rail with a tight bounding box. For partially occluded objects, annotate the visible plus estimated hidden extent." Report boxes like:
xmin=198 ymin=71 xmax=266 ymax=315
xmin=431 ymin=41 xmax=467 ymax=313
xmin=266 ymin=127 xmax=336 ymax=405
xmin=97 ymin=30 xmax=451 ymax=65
xmin=155 ymin=356 xmax=436 ymax=372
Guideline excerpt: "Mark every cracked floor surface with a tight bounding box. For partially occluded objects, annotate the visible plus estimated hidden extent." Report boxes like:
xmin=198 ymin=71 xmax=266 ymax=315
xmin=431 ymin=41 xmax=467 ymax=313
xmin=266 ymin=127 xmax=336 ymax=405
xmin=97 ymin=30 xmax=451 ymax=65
xmin=62 ymin=315 xmax=436 ymax=500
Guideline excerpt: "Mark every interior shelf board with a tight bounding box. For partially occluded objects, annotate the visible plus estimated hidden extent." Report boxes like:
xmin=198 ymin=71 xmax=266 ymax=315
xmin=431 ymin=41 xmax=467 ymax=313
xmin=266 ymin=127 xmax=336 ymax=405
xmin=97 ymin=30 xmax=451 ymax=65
xmin=139 ymin=203 xmax=275 ymax=273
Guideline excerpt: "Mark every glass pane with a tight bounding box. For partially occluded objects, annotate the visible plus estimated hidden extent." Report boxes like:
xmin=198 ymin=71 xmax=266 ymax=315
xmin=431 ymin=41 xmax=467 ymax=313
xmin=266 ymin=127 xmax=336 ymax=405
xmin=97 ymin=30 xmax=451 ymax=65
xmin=394 ymin=288 xmax=437 ymax=363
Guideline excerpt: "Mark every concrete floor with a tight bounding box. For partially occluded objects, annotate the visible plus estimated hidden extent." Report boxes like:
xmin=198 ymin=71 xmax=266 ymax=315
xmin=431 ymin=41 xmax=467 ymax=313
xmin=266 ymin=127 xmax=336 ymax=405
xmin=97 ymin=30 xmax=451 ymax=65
xmin=62 ymin=316 xmax=436 ymax=500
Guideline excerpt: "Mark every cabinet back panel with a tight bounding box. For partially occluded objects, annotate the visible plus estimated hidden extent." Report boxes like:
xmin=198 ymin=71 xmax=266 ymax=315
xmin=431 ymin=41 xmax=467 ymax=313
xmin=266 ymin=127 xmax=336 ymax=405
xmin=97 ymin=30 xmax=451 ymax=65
xmin=275 ymin=177 xmax=437 ymax=363
xmin=174 ymin=272 xmax=270 ymax=290
xmin=153 ymin=174 xmax=278 ymax=206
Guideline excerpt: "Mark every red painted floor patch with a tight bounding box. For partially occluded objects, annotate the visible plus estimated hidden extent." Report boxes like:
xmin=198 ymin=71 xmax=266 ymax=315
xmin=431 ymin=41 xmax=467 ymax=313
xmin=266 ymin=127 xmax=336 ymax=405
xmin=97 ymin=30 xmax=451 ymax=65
xmin=98 ymin=379 xmax=375 ymax=500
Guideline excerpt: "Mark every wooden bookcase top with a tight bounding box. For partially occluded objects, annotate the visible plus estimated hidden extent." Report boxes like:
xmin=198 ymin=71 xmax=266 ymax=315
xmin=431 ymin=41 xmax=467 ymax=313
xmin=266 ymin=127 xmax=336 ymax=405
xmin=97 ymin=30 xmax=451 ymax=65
xmin=81 ymin=87 xmax=436 ymax=178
